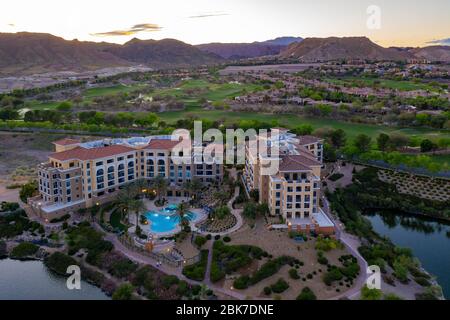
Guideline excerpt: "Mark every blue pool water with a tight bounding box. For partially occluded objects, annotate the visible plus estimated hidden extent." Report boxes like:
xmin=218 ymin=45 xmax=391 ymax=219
xmin=145 ymin=209 xmax=197 ymax=233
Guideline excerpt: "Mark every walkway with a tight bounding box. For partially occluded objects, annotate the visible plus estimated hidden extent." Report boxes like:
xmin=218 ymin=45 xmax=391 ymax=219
xmin=97 ymin=223 xmax=246 ymax=300
xmin=321 ymin=195 xmax=368 ymax=300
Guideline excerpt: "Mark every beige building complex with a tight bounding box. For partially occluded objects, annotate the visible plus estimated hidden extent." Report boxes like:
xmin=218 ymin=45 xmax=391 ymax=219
xmin=29 ymin=136 xmax=223 ymax=220
xmin=243 ymin=128 xmax=335 ymax=235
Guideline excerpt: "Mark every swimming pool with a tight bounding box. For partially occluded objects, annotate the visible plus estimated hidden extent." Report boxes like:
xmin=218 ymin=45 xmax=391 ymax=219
xmin=145 ymin=208 xmax=198 ymax=234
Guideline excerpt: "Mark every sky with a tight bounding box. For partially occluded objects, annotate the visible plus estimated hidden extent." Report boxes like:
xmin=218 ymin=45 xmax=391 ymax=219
xmin=0 ymin=0 xmax=449 ymax=47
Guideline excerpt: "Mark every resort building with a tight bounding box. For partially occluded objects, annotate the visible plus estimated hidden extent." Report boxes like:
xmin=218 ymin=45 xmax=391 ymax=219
xmin=243 ymin=128 xmax=334 ymax=235
xmin=28 ymin=136 xmax=223 ymax=220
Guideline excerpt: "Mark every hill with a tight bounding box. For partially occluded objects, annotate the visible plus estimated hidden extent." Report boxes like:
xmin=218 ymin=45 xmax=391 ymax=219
xmin=0 ymin=33 xmax=222 ymax=76
xmin=409 ymin=46 xmax=450 ymax=62
xmin=196 ymin=36 xmax=302 ymax=59
xmin=280 ymin=36 xmax=410 ymax=61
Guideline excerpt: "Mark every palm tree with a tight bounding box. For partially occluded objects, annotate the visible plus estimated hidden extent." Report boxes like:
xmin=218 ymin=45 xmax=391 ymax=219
xmin=174 ymin=201 xmax=193 ymax=227
xmin=184 ymin=178 xmax=203 ymax=202
xmin=116 ymin=183 xmax=138 ymax=223
xmin=133 ymin=178 xmax=149 ymax=198
xmin=129 ymin=198 xmax=146 ymax=235
xmin=151 ymin=176 xmax=168 ymax=204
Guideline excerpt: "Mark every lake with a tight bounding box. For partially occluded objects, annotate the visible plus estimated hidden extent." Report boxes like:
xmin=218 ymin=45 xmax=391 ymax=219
xmin=0 ymin=258 xmax=109 ymax=300
xmin=364 ymin=211 xmax=450 ymax=299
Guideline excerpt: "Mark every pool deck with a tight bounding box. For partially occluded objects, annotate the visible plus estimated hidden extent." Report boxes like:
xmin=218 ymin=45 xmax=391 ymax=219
xmin=133 ymin=197 xmax=207 ymax=238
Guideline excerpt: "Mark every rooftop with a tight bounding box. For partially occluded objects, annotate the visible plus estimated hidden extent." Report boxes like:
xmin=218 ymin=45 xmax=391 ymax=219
xmin=52 ymin=138 xmax=81 ymax=146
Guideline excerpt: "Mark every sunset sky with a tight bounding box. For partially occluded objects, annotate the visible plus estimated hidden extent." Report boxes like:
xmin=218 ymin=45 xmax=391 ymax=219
xmin=1 ymin=0 xmax=449 ymax=47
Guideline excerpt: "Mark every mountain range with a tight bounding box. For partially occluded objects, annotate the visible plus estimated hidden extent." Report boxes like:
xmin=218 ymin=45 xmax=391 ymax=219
xmin=0 ymin=32 xmax=222 ymax=75
xmin=196 ymin=37 xmax=303 ymax=59
xmin=280 ymin=37 xmax=450 ymax=62
xmin=0 ymin=32 xmax=449 ymax=76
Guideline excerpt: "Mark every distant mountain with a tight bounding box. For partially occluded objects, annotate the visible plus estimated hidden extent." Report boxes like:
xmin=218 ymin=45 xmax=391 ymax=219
xmin=261 ymin=37 xmax=303 ymax=46
xmin=280 ymin=36 xmax=410 ymax=61
xmin=0 ymin=33 xmax=222 ymax=76
xmin=196 ymin=36 xmax=302 ymax=59
xmin=0 ymin=32 xmax=129 ymax=75
xmin=409 ymin=45 xmax=450 ymax=62
xmin=104 ymin=38 xmax=222 ymax=67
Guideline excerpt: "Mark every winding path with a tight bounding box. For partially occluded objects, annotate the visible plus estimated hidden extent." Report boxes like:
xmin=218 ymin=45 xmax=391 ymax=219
xmin=321 ymin=195 xmax=368 ymax=300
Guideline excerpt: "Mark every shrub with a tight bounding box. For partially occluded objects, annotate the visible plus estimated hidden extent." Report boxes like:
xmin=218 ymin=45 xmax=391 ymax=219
xmin=233 ymin=275 xmax=250 ymax=289
xmin=112 ymin=283 xmax=134 ymax=300
xmin=263 ymin=286 xmax=272 ymax=295
xmin=323 ymin=267 xmax=343 ymax=286
xmin=270 ymin=278 xmax=289 ymax=293
xmin=223 ymin=236 xmax=231 ymax=243
xmin=206 ymin=234 xmax=212 ymax=240
xmin=289 ymin=268 xmax=300 ymax=280
xmin=360 ymin=285 xmax=382 ymax=300
xmin=296 ymin=287 xmax=317 ymax=300
xmin=317 ymin=251 xmax=329 ymax=265
xmin=182 ymin=250 xmax=208 ymax=281
xmin=329 ymin=173 xmax=344 ymax=182
xmin=44 ymin=252 xmax=78 ymax=275
xmin=162 ymin=275 xmax=180 ymax=288
xmin=194 ymin=236 xmax=207 ymax=248
xmin=214 ymin=235 xmax=221 ymax=240
xmin=10 ymin=242 xmax=39 ymax=258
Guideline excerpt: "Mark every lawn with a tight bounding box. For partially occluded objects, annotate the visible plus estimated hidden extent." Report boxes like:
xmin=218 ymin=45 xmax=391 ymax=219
xmin=324 ymin=76 xmax=444 ymax=92
xmin=151 ymin=79 xmax=263 ymax=103
xmin=82 ymin=84 xmax=144 ymax=100
xmin=158 ymin=106 xmax=450 ymax=142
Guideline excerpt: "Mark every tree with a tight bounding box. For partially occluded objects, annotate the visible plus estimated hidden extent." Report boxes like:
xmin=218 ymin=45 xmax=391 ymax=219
xmin=420 ymin=139 xmax=436 ymax=153
xmin=183 ymin=178 xmax=202 ymax=201
xmin=389 ymin=133 xmax=409 ymax=150
xmin=19 ymin=181 xmax=38 ymax=202
xmin=296 ymin=287 xmax=317 ymax=300
xmin=360 ymin=285 xmax=382 ymax=300
xmin=249 ymin=189 xmax=259 ymax=202
xmin=129 ymin=198 xmax=146 ymax=235
xmin=56 ymin=101 xmax=73 ymax=112
xmin=213 ymin=206 xmax=231 ymax=220
xmin=243 ymin=202 xmax=257 ymax=220
xmin=330 ymin=129 xmax=347 ymax=149
xmin=175 ymin=201 xmax=192 ymax=227
xmin=292 ymin=124 xmax=313 ymax=136
xmin=377 ymin=133 xmax=390 ymax=152
xmin=151 ymin=176 xmax=168 ymax=203
xmin=354 ymin=134 xmax=372 ymax=154
xmin=112 ymin=283 xmax=134 ymax=300
xmin=116 ymin=183 xmax=139 ymax=223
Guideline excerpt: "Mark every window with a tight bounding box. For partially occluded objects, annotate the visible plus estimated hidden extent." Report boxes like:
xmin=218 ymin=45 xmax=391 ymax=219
xmin=127 ymin=155 xmax=134 ymax=159
xmin=96 ymin=161 xmax=103 ymax=166
xmin=107 ymin=159 xmax=114 ymax=164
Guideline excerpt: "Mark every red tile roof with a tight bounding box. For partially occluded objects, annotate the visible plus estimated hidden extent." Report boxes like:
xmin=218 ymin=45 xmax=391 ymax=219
xmin=279 ymin=154 xmax=321 ymax=172
xmin=296 ymin=135 xmax=322 ymax=145
xmin=50 ymin=145 xmax=135 ymax=161
xmin=145 ymin=139 xmax=184 ymax=150
xmin=52 ymin=138 xmax=81 ymax=146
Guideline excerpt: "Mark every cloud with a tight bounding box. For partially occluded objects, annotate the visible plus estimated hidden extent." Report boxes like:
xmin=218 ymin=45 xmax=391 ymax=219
xmin=8 ymin=23 xmax=15 ymax=27
xmin=427 ymin=37 xmax=450 ymax=46
xmin=188 ymin=12 xmax=229 ymax=19
xmin=91 ymin=23 xmax=162 ymax=37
